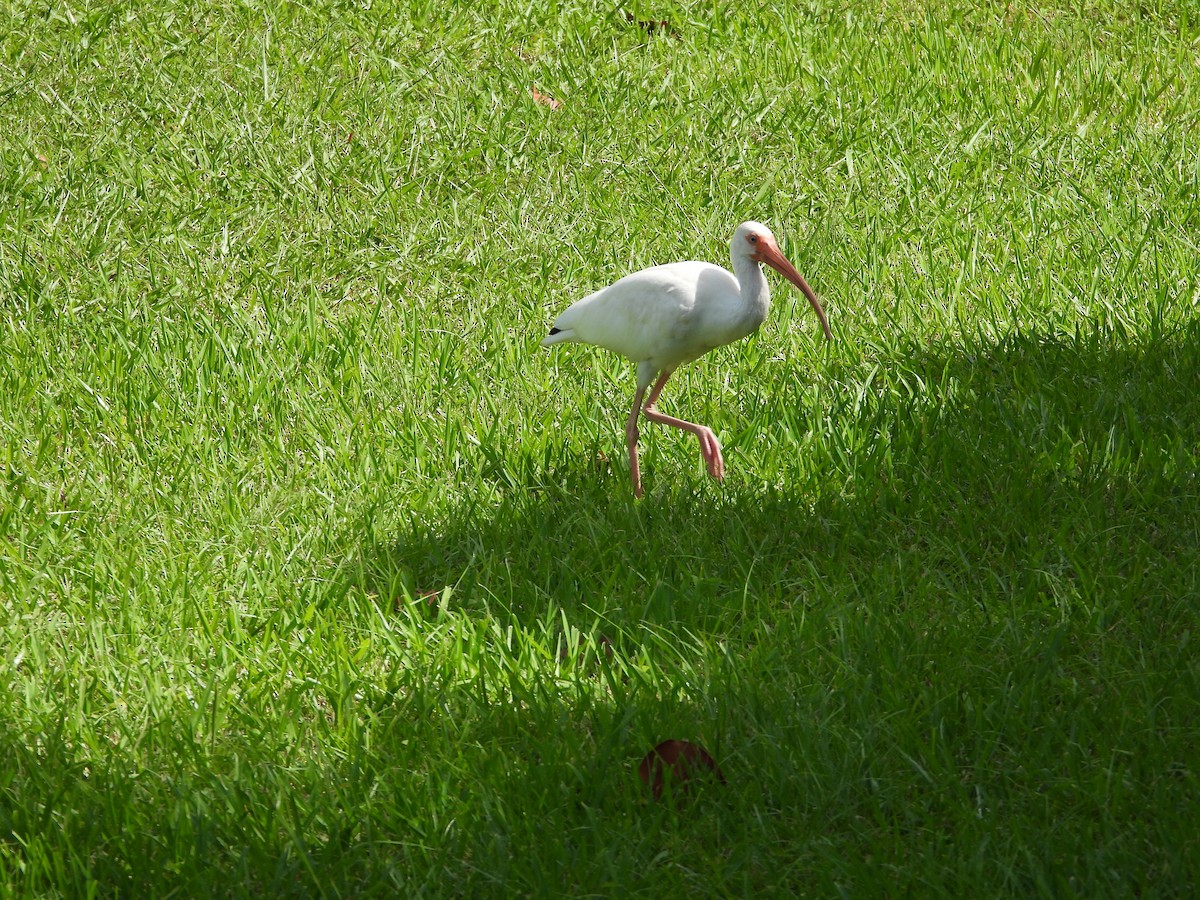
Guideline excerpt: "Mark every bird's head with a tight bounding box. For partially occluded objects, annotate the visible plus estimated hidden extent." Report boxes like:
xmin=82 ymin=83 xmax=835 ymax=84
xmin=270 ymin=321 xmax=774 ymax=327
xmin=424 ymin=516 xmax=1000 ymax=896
xmin=734 ymin=221 xmax=831 ymax=341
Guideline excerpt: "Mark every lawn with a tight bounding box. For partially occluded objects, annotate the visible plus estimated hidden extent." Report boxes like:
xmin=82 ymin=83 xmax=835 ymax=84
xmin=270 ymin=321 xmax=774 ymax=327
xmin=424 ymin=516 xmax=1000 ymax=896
xmin=2 ymin=0 xmax=1199 ymax=894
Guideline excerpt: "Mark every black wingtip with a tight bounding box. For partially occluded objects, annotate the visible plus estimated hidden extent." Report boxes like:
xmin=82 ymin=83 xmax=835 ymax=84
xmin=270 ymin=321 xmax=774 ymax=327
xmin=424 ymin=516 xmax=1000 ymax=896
xmin=548 ymin=327 xmax=561 ymax=335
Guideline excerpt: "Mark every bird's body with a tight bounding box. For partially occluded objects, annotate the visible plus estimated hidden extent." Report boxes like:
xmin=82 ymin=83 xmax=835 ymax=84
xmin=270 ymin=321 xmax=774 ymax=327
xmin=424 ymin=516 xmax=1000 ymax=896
xmin=542 ymin=221 xmax=830 ymax=496
xmin=542 ymin=260 xmax=766 ymax=384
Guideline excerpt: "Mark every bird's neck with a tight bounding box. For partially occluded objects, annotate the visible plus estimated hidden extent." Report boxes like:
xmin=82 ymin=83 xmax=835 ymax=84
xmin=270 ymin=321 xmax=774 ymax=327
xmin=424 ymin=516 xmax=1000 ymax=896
xmin=732 ymin=254 xmax=771 ymax=327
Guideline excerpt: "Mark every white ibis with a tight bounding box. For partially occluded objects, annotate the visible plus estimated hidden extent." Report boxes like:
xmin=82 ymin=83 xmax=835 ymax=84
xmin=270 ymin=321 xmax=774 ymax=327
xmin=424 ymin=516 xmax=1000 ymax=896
xmin=541 ymin=221 xmax=831 ymax=497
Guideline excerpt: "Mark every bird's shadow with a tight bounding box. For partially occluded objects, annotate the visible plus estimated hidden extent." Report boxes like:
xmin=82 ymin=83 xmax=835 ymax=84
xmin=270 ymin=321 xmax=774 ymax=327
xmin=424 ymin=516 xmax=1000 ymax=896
xmin=351 ymin=317 xmax=1200 ymax=635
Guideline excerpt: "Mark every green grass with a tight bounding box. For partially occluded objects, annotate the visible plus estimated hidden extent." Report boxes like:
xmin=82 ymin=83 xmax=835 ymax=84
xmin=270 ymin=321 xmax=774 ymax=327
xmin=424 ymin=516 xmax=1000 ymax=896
xmin=3 ymin=0 xmax=1200 ymax=894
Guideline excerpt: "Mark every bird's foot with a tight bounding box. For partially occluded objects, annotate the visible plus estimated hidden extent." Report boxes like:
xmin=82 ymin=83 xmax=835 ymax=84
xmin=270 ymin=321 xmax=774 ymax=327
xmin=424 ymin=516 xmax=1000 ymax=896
xmin=628 ymin=435 xmax=644 ymax=498
xmin=699 ymin=428 xmax=724 ymax=481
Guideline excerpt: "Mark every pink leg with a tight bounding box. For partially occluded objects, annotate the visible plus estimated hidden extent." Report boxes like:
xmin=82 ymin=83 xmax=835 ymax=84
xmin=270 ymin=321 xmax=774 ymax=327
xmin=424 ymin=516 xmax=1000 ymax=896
xmin=641 ymin=371 xmax=725 ymax=482
xmin=626 ymin=386 xmax=647 ymax=498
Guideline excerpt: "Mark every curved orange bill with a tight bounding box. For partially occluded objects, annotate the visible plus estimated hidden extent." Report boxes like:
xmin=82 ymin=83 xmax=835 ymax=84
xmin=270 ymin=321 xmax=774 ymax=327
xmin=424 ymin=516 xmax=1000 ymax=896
xmin=757 ymin=242 xmax=832 ymax=341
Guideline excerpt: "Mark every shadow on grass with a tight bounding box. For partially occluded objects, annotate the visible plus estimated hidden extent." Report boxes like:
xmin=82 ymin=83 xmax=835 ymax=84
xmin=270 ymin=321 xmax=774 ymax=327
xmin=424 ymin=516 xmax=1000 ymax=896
xmin=327 ymin=316 xmax=1200 ymax=892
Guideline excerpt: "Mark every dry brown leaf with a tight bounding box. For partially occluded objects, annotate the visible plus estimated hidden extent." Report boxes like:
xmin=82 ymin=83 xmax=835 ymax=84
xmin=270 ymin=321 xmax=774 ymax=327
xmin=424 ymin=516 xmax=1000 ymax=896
xmin=625 ymin=12 xmax=680 ymax=38
xmin=394 ymin=588 xmax=443 ymax=612
xmin=530 ymin=85 xmax=561 ymax=110
xmin=638 ymin=739 xmax=725 ymax=799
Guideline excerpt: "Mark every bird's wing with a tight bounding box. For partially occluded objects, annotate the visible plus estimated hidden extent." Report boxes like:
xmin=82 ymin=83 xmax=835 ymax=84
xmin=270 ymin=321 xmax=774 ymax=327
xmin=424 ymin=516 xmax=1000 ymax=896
xmin=552 ymin=262 xmax=736 ymax=364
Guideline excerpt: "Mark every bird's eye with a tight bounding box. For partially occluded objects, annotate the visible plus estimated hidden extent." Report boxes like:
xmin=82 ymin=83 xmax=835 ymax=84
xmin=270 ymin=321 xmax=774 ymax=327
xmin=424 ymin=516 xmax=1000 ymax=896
xmin=748 ymin=234 xmax=758 ymax=243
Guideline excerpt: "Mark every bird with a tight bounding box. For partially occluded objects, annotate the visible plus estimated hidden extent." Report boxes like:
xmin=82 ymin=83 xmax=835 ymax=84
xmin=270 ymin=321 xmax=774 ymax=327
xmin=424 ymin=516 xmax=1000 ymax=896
xmin=541 ymin=221 xmax=831 ymax=497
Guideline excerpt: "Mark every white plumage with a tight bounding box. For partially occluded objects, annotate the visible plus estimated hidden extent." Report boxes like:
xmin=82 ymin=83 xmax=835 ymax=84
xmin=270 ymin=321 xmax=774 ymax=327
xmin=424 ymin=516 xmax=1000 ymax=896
xmin=542 ymin=221 xmax=831 ymax=497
